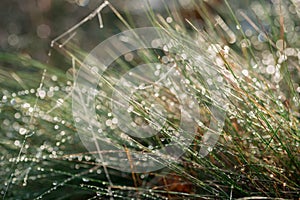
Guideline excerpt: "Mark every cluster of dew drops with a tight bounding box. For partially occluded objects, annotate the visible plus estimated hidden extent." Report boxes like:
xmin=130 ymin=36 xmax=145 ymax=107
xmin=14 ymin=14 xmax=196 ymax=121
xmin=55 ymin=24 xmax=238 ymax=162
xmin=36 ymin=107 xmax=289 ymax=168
xmin=0 ymin=71 xmax=90 ymax=191
xmin=1 ymin=0 xmax=300 ymax=198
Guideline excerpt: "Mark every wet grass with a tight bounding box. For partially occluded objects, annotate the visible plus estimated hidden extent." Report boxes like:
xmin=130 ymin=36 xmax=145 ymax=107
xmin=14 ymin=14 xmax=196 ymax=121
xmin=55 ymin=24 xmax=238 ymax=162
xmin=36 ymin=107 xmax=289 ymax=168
xmin=0 ymin=0 xmax=299 ymax=199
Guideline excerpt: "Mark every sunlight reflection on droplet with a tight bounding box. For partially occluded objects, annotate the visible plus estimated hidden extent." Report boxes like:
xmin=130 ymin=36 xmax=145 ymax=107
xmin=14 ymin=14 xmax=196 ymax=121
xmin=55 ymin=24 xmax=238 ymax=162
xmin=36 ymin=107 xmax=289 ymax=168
xmin=242 ymin=69 xmax=249 ymax=77
xmin=19 ymin=127 xmax=27 ymax=135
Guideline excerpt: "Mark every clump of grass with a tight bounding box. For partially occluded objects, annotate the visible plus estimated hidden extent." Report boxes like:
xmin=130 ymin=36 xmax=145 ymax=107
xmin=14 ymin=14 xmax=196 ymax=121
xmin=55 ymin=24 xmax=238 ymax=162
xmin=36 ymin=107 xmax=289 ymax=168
xmin=0 ymin=0 xmax=299 ymax=199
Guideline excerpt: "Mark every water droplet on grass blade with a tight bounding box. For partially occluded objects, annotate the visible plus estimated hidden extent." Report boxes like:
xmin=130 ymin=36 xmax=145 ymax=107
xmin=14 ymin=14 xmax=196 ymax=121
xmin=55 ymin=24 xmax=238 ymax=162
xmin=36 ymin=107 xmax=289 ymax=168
xmin=37 ymin=90 xmax=46 ymax=99
xmin=19 ymin=128 xmax=27 ymax=135
xmin=82 ymin=177 xmax=89 ymax=182
xmin=56 ymin=98 xmax=64 ymax=107
xmin=242 ymin=69 xmax=249 ymax=77
xmin=266 ymin=65 xmax=275 ymax=74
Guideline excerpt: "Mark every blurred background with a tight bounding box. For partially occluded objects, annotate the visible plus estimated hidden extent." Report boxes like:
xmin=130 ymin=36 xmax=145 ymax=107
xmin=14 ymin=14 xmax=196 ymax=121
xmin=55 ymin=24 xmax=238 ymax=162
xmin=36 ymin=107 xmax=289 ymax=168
xmin=0 ymin=0 xmax=258 ymax=62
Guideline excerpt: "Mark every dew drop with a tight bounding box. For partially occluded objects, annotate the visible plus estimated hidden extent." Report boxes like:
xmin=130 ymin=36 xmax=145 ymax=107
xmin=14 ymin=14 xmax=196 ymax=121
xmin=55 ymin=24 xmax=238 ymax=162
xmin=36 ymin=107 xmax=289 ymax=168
xmin=105 ymin=119 xmax=112 ymax=127
xmin=82 ymin=177 xmax=89 ymax=182
xmin=47 ymin=91 xmax=54 ymax=98
xmin=10 ymin=99 xmax=16 ymax=105
xmin=51 ymin=75 xmax=58 ymax=81
xmin=14 ymin=140 xmax=20 ymax=146
xmin=19 ymin=127 xmax=27 ymax=135
xmin=166 ymin=17 xmax=173 ymax=23
xmin=207 ymin=146 xmax=213 ymax=152
xmin=14 ymin=112 xmax=21 ymax=119
xmin=276 ymin=39 xmax=286 ymax=51
xmin=266 ymin=65 xmax=275 ymax=74
xmin=242 ymin=69 xmax=249 ymax=77
xmin=2 ymin=96 xmax=7 ymax=102
xmin=56 ymin=98 xmax=64 ymax=106
xmin=112 ymin=118 xmax=118 ymax=124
